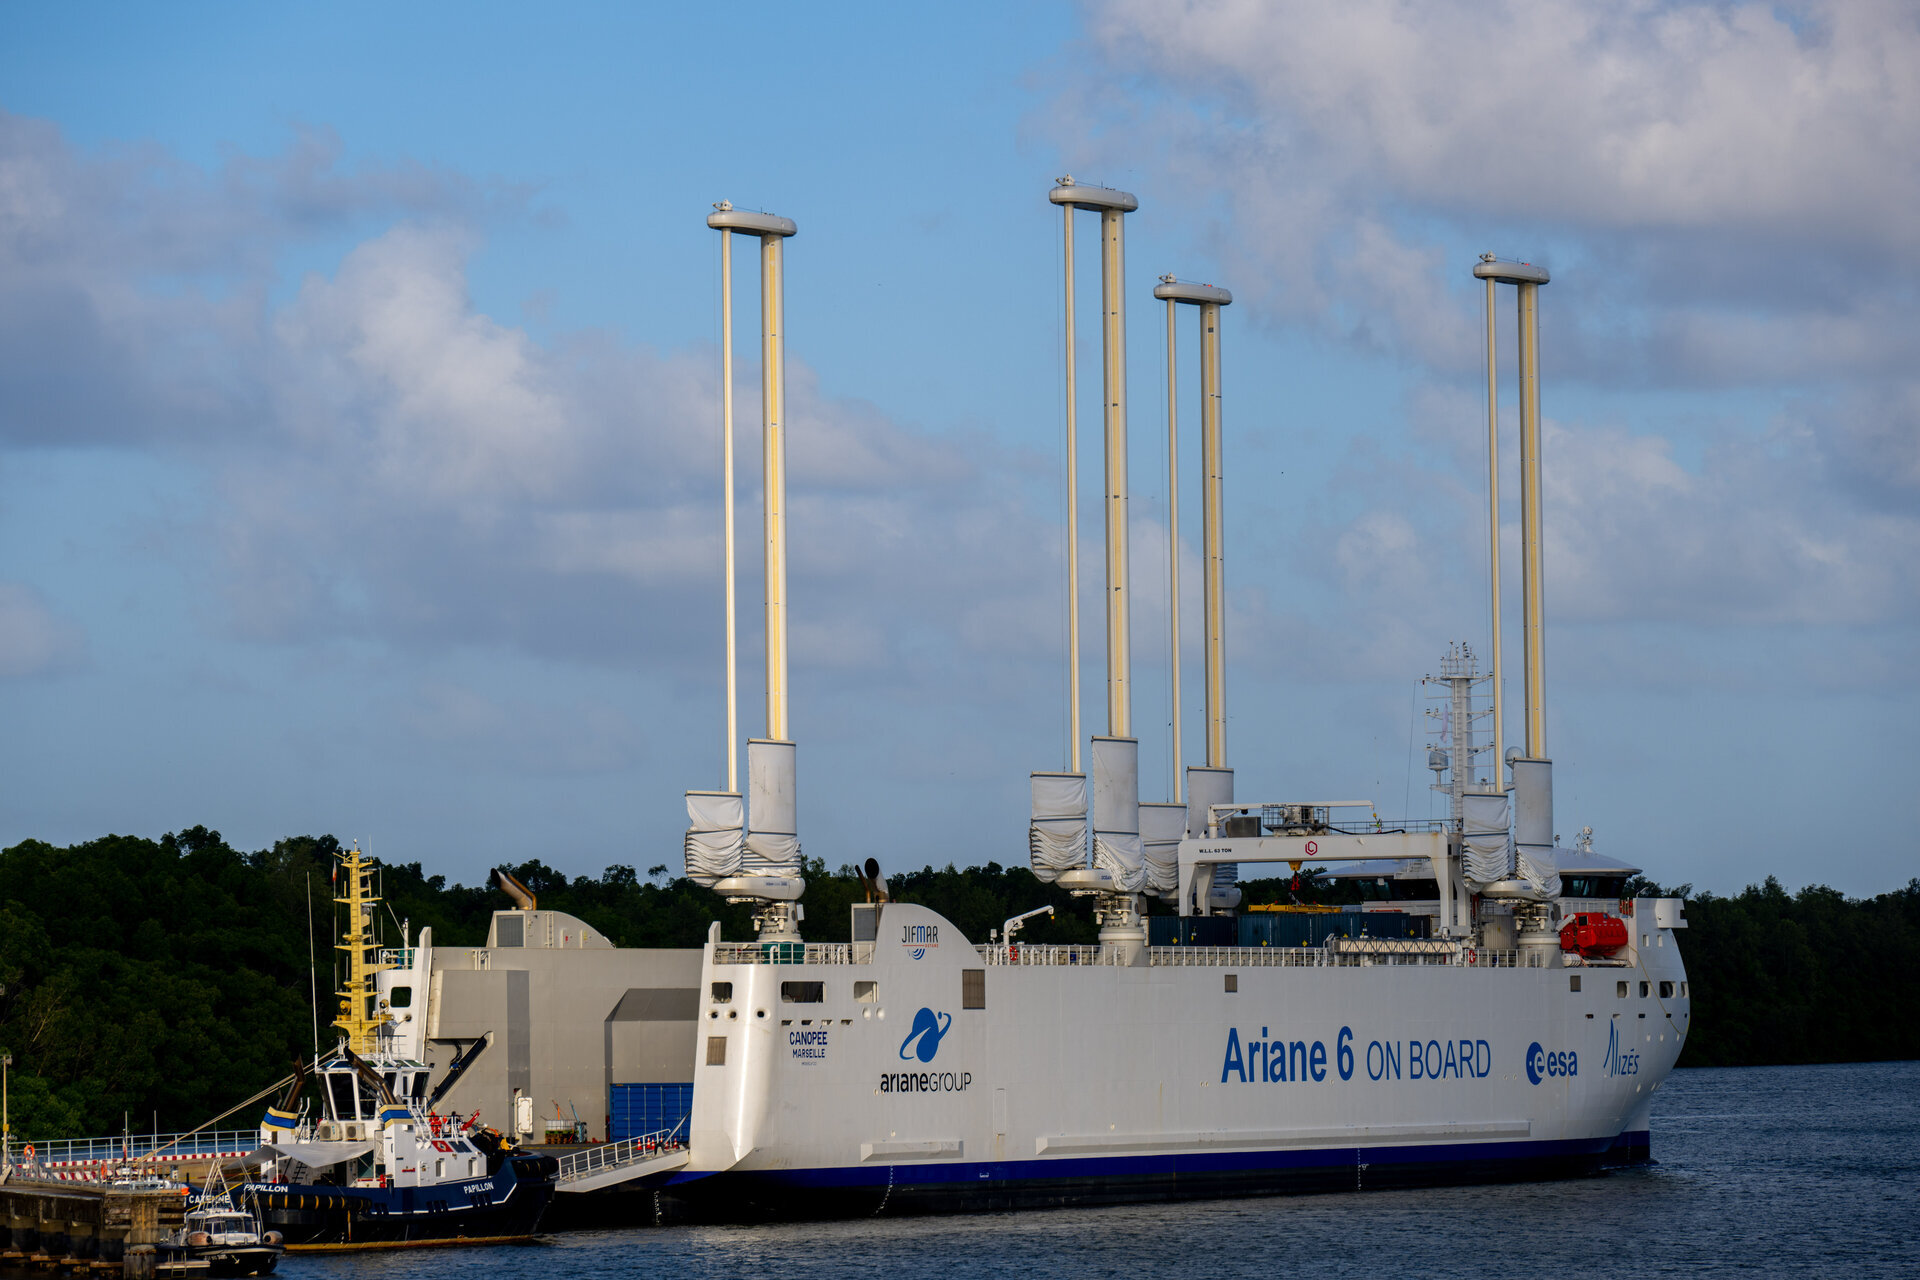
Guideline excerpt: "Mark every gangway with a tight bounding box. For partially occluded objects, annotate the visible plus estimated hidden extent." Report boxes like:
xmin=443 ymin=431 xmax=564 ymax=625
xmin=553 ymin=1122 xmax=690 ymax=1193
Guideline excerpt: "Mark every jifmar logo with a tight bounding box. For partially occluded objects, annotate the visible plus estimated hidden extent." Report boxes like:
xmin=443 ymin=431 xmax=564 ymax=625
xmin=1526 ymin=1041 xmax=1578 ymax=1085
xmin=901 ymin=922 xmax=939 ymax=958
xmin=880 ymin=1007 xmax=968 ymax=1094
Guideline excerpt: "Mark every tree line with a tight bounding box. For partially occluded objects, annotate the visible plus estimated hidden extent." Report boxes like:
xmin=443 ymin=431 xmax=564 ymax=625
xmin=0 ymin=829 xmax=1914 ymax=1138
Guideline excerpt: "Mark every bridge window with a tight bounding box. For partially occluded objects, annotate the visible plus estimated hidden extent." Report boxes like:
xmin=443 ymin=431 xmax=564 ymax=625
xmin=706 ymin=1036 xmax=727 ymax=1066
xmin=1561 ymin=876 xmax=1627 ymax=899
xmin=327 ymin=1072 xmax=355 ymax=1120
xmin=962 ymin=970 xmax=985 ymax=1010
xmin=854 ymin=980 xmax=878 ymax=1002
xmin=780 ymin=981 xmax=824 ymax=1004
xmin=711 ymin=981 xmax=733 ymax=1004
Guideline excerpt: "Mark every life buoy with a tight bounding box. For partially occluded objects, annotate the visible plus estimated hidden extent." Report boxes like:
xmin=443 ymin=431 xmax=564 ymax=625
xmin=22 ymin=1144 xmax=33 ymax=1160
xmin=1465 ymin=947 xmax=1478 ymax=965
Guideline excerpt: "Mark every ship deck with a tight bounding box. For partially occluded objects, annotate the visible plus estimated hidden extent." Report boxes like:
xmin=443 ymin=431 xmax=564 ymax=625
xmin=712 ymin=942 xmax=1568 ymax=969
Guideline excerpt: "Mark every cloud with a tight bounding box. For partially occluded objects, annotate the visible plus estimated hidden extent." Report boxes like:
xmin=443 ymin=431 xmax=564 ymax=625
xmin=1031 ymin=0 xmax=1920 ymax=677
xmin=0 ymin=584 xmax=86 ymax=678
xmin=0 ymin=112 xmax=1070 ymax=714
xmin=0 ymin=108 xmax=518 ymax=450
xmin=1090 ymin=0 xmax=1920 ymax=247
xmin=1067 ymin=0 xmax=1920 ymax=387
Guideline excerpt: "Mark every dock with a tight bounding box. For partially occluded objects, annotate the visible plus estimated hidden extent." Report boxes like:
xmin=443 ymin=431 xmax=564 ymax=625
xmin=0 ymin=1178 xmax=191 ymax=1277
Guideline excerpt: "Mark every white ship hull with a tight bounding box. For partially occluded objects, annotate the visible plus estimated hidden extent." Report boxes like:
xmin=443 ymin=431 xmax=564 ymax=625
xmin=670 ymin=900 xmax=1687 ymax=1216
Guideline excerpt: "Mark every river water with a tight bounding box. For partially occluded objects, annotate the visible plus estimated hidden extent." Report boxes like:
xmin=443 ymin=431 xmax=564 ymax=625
xmin=302 ymin=1060 xmax=1918 ymax=1279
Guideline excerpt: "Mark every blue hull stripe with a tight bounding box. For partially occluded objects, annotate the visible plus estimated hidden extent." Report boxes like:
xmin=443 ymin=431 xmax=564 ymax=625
xmin=677 ymin=1134 xmax=1619 ymax=1192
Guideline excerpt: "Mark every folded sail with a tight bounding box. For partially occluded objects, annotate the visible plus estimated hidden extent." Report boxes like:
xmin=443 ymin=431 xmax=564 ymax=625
xmin=1139 ymin=802 xmax=1186 ymax=897
xmin=1461 ymin=791 xmax=1514 ymax=889
xmin=1090 ymin=736 xmax=1146 ymax=894
xmin=684 ymin=790 xmax=744 ymax=887
xmin=1186 ymin=766 xmax=1237 ymax=907
xmin=1028 ymin=772 xmax=1088 ymax=884
xmin=743 ymin=738 xmax=802 ymax=875
xmin=1515 ymin=846 xmax=1562 ymax=900
xmin=1510 ymin=759 xmax=1560 ymax=898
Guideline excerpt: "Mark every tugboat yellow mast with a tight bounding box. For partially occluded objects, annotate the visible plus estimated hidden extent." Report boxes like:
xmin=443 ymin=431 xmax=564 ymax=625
xmin=331 ymin=843 xmax=392 ymax=1053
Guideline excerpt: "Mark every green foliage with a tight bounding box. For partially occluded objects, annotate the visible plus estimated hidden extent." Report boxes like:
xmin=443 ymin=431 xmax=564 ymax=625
xmin=1671 ymin=877 xmax=1920 ymax=1067
xmin=2 ymin=830 xmax=1914 ymax=1140
xmin=0 ymin=829 xmax=317 ymax=1140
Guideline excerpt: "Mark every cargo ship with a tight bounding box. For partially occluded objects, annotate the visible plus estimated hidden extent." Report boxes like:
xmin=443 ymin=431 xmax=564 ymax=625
xmin=382 ymin=183 xmax=1689 ymax=1222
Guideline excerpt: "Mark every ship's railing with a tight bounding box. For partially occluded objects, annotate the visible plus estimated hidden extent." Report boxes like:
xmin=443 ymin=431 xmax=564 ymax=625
xmin=1149 ymin=944 xmax=1551 ymax=969
xmin=976 ymin=944 xmax=1124 ymax=966
xmin=1328 ymin=938 xmax=1462 ymax=962
xmin=9 ymin=1129 xmax=260 ymax=1171
xmin=378 ymin=947 xmax=416 ymax=969
xmin=554 ymin=1123 xmax=687 ymax=1185
xmin=710 ymin=942 xmax=876 ymax=966
xmin=1150 ymin=946 xmax=1333 ymax=968
xmin=1462 ymin=948 xmax=1554 ymax=968
xmin=700 ymin=941 xmax=1555 ymax=970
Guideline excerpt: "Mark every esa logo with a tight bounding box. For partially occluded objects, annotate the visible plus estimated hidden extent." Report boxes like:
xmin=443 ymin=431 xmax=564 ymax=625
xmin=1525 ymin=1041 xmax=1578 ymax=1084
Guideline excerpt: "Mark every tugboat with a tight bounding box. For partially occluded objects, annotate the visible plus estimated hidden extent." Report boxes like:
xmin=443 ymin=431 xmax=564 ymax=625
xmin=240 ymin=845 xmax=558 ymax=1249
xmin=164 ymin=1178 xmax=282 ymax=1276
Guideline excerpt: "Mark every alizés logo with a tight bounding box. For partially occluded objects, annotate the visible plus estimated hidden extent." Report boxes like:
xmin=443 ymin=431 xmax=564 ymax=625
xmin=899 ymin=1007 xmax=952 ymax=1062
xmin=1601 ymin=1021 xmax=1641 ymax=1077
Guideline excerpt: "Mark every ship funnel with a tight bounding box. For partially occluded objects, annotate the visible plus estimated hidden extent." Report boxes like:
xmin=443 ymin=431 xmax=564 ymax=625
xmin=687 ymin=202 xmax=805 ymax=939
xmin=492 ymin=867 xmax=537 ymax=911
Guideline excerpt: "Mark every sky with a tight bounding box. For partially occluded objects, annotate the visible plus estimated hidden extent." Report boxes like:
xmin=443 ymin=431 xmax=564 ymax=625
xmin=1 ymin=1 xmax=1914 ymax=897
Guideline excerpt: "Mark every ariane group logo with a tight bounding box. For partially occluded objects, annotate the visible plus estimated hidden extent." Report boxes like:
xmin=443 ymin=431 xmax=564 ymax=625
xmin=899 ymin=1007 xmax=952 ymax=1062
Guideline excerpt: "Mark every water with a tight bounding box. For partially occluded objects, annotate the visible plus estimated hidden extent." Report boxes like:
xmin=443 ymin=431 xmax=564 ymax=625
xmin=301 ymin=1061 xmax=1919 ymax=1279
